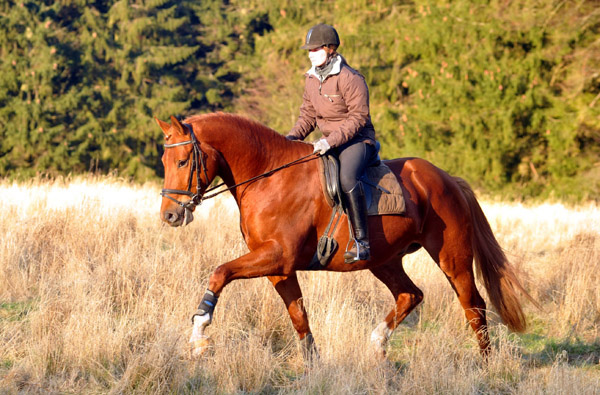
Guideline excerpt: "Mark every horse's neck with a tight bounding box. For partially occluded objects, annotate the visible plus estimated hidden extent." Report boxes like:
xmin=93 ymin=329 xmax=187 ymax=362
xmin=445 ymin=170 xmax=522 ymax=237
xmin=200 ymin=118 xmax=285 ymax=191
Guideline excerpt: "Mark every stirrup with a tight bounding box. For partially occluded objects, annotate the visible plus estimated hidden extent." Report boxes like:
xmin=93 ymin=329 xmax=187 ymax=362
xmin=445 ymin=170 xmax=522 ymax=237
xmin=344 ymin=238 xmax=370 ymax=264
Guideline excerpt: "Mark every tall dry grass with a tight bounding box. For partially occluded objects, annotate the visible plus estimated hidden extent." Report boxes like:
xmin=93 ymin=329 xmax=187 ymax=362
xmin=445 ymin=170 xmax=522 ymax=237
xmin=0 ymin=176 xmax=598 ymax=393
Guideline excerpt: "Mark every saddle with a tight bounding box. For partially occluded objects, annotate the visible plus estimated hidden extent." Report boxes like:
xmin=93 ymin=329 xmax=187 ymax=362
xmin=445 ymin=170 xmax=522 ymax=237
xmin=308 ymin=148 xmax=405 ymax=270
xmin=318 ymin=153 xmax=405 ymax=216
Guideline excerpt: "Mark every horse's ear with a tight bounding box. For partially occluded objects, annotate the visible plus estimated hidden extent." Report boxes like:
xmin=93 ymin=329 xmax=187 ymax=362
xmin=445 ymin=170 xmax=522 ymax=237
xmin=170 ymin=115 xmax=187 ymax=136
xmin=155 ymin=117 xmax=171 ymax=136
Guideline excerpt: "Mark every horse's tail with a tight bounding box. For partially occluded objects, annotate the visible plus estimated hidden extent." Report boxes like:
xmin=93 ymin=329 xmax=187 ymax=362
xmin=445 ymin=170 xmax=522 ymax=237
xmin=454 ymin=177 xmax=538 ymax=332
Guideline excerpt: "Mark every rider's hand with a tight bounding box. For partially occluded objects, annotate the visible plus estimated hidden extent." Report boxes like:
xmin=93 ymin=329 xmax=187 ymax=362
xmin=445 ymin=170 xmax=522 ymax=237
xmin=313 ymin=139 xmax=331 ymax=155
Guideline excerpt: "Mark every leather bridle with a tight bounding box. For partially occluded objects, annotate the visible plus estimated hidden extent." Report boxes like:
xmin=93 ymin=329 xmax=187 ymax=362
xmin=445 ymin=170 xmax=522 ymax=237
xmin=160 ymin=124 xmax=209 ymax=210
xmin=161 ymin=123 xmax=318 ymax=210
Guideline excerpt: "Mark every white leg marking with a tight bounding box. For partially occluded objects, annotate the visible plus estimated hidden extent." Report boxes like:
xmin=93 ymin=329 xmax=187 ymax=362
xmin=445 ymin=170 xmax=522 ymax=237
xmin=370 ymin=321 xmax=393 ymax=353
xmin=189 ymin=313 xmax=212 ymax=358
xmin=190 ymin=313 xmax=211 ymax=339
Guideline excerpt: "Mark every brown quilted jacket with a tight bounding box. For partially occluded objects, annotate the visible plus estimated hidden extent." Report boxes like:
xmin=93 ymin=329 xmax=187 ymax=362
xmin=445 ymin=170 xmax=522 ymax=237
xmin=287 ymin=55 xmax=376 ymax=148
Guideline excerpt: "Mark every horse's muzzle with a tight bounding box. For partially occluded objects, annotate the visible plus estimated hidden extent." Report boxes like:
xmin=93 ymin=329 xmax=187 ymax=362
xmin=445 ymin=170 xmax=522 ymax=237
xmin=161 ymin=207 xmax=194 ymax=227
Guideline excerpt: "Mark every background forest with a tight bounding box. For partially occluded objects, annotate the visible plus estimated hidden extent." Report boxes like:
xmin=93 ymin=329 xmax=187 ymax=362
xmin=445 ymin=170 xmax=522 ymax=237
xmin=1 ymin=0 xmax=599 ymax=199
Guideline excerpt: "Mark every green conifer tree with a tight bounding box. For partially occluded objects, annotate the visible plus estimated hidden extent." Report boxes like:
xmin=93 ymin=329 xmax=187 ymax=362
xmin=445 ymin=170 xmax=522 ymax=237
xmin=0 ymin=0 xmax=245 ymax=179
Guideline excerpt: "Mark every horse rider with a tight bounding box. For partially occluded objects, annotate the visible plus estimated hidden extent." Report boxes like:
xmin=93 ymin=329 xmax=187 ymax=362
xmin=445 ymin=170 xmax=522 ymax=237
xmin=286 ymin=23 xmax=379 ymax=263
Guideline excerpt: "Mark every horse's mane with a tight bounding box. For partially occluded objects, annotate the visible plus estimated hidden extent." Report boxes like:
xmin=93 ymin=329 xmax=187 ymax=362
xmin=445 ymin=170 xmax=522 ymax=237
xmin=182 ymin=112 xmax=311 ymax=163
xmin=184 ymin=112 xmax=285 ymax=142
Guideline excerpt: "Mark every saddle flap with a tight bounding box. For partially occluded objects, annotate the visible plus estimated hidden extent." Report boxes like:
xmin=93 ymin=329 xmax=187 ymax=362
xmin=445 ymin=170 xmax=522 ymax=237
xmin=326 ymin=156 xmax=341 ymax=206
xmin=318 ymin=154 xmax=343 ymax=208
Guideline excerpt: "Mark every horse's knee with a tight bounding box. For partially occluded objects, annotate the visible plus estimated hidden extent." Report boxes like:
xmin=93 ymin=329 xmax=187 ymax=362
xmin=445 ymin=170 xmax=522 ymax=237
xmin=208 ymin=265 xmax=231 ymax=291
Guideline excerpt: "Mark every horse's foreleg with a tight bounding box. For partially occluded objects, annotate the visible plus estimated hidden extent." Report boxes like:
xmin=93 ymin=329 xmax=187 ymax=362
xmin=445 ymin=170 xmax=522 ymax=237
xmin=190 ymin=241 xmax=284 ymax=357
xmin=369 ymin=260 xmax=424 ymax=358
xmin=268 ymin=275 xmax=318 ymax=363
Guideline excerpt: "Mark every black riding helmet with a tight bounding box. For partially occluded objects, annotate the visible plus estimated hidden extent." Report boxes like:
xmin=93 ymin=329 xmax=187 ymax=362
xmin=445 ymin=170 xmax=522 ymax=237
xmin=301 ymin=24 xmax=340 ymax=50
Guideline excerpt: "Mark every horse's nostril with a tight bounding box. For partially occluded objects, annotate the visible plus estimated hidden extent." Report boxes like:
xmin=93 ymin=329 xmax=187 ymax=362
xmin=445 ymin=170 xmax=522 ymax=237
xmin=165 ymin=211 xmax=179 ymax=223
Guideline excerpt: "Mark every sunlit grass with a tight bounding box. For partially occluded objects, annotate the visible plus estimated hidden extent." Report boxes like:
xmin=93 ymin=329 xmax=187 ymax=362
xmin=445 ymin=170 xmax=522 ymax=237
xmin=0 ymin=176 xmax=598 ymax=393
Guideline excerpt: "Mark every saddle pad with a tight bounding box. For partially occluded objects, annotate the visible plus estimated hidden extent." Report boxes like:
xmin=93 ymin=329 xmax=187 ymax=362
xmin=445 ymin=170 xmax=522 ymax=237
xmin=318 ymin=157 xmax=405 ymax=216
xmin=364 ymin=163 xmax=405 ymax=216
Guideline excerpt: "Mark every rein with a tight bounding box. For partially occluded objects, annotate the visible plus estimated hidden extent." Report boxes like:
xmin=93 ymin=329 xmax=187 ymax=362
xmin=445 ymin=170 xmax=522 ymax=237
xmin=161 ymin=127 xmax=317 ymax=209
xmin=201 ymin=152 xmax=317 ymax=201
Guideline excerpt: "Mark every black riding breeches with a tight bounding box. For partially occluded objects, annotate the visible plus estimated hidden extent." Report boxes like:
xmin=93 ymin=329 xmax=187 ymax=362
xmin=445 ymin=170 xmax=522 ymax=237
xmin=335 ymin=140 xmax=379 ymax=193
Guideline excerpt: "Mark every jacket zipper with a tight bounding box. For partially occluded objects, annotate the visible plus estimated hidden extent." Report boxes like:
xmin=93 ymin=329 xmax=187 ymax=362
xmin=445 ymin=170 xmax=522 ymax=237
xmin=318 ymin=77 xmax=333 ymax=102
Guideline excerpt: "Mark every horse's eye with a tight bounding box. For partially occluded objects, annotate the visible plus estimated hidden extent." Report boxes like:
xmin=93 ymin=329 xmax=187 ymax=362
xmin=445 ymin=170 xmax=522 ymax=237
xmin=178 ymin=159 xmax=189 ymax=168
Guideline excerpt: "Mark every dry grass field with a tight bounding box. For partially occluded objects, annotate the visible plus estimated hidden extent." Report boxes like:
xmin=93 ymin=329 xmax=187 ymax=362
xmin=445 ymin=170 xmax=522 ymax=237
xmin=0 ymin=176 xmax=598 ymax=394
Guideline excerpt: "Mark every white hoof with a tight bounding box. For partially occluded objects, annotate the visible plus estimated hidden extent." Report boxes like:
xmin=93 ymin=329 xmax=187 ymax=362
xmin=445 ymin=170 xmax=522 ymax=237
xmin=190 ymin=335 xmax=213 ymax=359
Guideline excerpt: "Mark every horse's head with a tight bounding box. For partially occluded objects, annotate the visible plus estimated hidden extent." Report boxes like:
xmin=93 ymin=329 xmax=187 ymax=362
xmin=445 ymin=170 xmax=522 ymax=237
xmin=156 ymin=115 xmax=218 ymax=227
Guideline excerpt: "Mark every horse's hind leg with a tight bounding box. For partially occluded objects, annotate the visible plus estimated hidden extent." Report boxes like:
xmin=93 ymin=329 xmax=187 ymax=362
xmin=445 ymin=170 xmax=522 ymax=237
xmin=268 ymin=275 xmax=318 ymax=362
xmin=425 ymin=242 xmax=490 ymax=355
xmin=369 ymin=260 xmax=424 ymax=358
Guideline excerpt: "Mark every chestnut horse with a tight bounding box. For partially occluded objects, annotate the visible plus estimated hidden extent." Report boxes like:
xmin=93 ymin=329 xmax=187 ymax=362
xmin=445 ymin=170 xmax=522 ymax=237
xmin=156 ymin=113 xmax=533 ymax=359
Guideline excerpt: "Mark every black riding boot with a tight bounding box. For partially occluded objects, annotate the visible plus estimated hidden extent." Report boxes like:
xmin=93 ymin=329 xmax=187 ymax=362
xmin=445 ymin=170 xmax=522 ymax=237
xmin=343 ymin=182 xmax=370 ymax=263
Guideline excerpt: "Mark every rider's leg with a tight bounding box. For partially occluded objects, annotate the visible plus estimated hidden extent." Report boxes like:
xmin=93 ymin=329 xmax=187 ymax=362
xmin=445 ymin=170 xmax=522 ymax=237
xmin=337 ymin=140 xmax=378 ymax=263
xmin=343 ymin=182 xmax=370 ymax=262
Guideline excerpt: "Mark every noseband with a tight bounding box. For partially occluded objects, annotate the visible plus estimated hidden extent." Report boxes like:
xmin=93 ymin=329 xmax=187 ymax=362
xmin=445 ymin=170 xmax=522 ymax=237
xmin=160 ymin=125 xmax=210 ymax=210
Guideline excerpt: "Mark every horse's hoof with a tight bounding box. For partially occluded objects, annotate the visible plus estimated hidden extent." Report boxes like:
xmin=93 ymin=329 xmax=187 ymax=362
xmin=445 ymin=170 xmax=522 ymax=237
xmin=190 ymin=336 xmax=213 ymax=359
xmin=372 ymin=347 xmax=387 ymax=361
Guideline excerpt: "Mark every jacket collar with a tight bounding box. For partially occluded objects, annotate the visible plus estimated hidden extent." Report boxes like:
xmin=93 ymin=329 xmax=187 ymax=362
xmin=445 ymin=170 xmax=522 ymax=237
xmin=306 ymin=54 xmax=344 ymax=79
